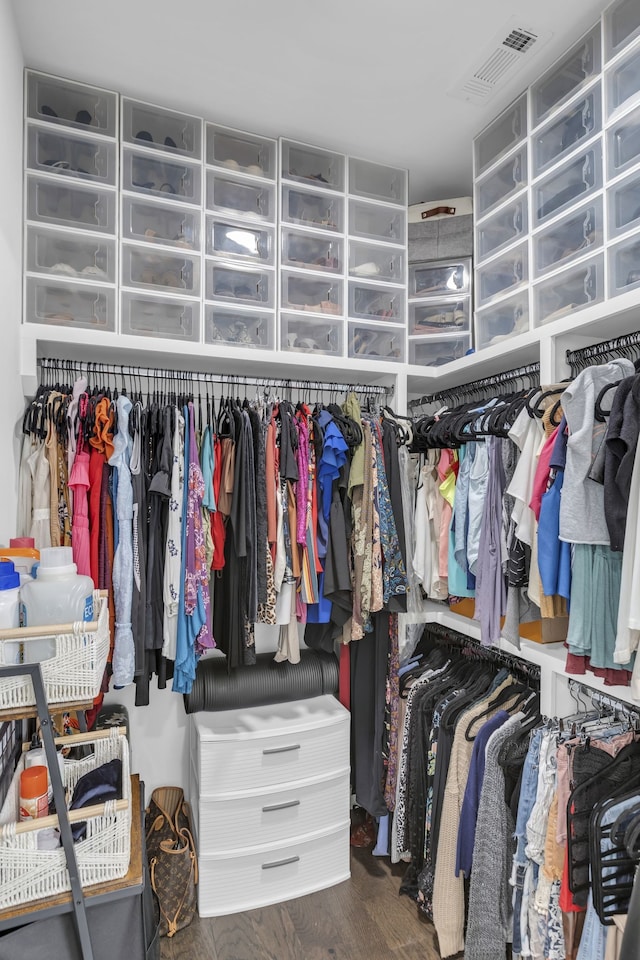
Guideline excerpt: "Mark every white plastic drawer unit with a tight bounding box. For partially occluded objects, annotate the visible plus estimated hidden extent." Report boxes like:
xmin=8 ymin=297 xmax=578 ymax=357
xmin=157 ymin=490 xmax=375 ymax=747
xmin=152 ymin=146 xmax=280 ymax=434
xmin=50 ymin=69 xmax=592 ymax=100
xmin=206 ymin=263 xmax=275 ymax=310
xmin=281 ymin=227 xmax=343 ymax=274
xmin=206 ymin=170 xmax=275 ymax=222
xmin=609 ymin=235 xmax=640 ymax=297
xmin=121 ymin=196 xmax=201 ymax=251
xmin=409 ymin=299 xmax=471 ymax=336
xmin=531 ymin=26 xmax=601 ymax=127
xmin=348 ymin=322 xmax=405 ymax=362
xmin=608 ymin=103 xmax=640 ymax=178
xmin=281 ymin=271 xmax=343 ymax=316
xmin=281 ymin=184 xmax=344 ymax=233
xmin=348 ymin=279 xmax=405 ymax=325
xmin=348 ymin=198 xmax=406 ymax=245
xmin=533 ymin=197 xmax=603 ymax=278
xmin=122 ymin=98 xmax=202 ymax=159
xmin=205 ymin=304 xmax=275 ymax=350
xmin=26 ymin=175 xmax=117 ymax=234
xmin=608 ymin=166 xmax=640 ymax=238
xmin=281 ymin=314 xmax=343 ymax=356
xmin=532 ymin=86 xmax=601 ymax=178
xmin=281 ymin=139 xmax=345 ymax=192
xmin=474 ymin=94 xmax=527 ymax=178
xmin=26 ymin=226 xmax=116 ymax=284
xmin=533 ymin=143 xmax=602 ymax=226
xmin=408 ymin=334 xmax=471 ymax=367
xmin=409 ymin=259 xmax=470 ymax=299
xmin=533 ymin=254 xmax=604 ymax=326
xmin=122 ymin=149 xmax=201 ymax=205
xmin=607 ymin=43 xmax=640 ymax=120
xmin=121 ymin=291 xmax=200 ymax=341
xmin=476 ymin=242 xmax=528 ymax=307
xmin=121 ymin=244 xmax=201 ymax=296
xmin=475 ymin=147 xmax=527 ymax=219
xmin=26 ymin=71 xmax=118 ymax=139
xmin=476 ymin=197 xmax=527 ymax=262
xmin=348 ymin=240 xmax=405 ymax=285
xmin=348 ymin=157 xmax=407 ymax=205
xmin=207 ymin=216 xmax=275 ymax=266
xmin=605 ymin=0 xmax=640 ymax=61
xmin=26 ymin=125 xmax=118 ymax=186
xmin=206 ymin=124 xmax=276 ymax=180
xmin=475 ymin=291 xmax=530 ymax=349
xmin=25 ymin=276 xmax=115 ymax=330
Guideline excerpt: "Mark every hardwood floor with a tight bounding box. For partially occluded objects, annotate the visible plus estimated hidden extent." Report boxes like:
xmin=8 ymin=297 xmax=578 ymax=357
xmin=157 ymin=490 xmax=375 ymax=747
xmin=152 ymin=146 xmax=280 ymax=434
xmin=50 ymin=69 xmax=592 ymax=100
xmin=160 ymin=849 xmax=441 ymax=960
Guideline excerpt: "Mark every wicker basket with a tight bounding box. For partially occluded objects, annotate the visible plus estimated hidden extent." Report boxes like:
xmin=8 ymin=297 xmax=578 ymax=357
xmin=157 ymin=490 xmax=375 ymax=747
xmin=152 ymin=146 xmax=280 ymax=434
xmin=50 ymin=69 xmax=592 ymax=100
xmin=0 ymin=591 xmax=110 ymax=710
xmin=0 ymin=728 xmax=131 ymax=910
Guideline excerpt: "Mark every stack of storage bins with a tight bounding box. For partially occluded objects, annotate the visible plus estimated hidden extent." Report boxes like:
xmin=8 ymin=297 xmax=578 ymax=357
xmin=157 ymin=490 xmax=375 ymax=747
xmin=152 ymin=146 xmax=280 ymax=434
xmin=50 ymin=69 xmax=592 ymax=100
xmin=24 ymin=74 xmax=118 ymax=332
xmin=408 ymin=258 xmax=472 ymax=364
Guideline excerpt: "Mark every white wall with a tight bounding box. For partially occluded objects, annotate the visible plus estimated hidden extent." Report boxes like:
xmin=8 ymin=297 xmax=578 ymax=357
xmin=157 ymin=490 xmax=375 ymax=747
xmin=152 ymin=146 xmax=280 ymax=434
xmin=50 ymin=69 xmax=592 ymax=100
xmin=0 ymin=1 xmax=25 ymax=544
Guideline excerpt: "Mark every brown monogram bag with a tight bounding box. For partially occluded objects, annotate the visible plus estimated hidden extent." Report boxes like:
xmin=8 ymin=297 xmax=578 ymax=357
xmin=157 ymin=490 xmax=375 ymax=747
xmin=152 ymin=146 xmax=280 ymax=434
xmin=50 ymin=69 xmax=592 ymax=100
xmin=145 ymin=786 xmax=198 ymax=938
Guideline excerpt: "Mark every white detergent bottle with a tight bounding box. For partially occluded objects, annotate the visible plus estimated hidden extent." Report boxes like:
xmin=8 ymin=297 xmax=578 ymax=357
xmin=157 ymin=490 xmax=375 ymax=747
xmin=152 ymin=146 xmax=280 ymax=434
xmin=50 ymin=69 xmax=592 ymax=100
xmin=20 ymin=547 xmax=95 ymax=661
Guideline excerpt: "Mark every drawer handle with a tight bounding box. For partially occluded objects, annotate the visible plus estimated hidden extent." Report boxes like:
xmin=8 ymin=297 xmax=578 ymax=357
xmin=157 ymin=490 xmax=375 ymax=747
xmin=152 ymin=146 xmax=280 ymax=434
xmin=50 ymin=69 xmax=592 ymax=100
xmin=262 ymin=743 xmax=301 ymax=755
xmin=262 ymin=855 xmax=300 ymax=870
xmin=262 ymin=799 xmax=301 ymax=813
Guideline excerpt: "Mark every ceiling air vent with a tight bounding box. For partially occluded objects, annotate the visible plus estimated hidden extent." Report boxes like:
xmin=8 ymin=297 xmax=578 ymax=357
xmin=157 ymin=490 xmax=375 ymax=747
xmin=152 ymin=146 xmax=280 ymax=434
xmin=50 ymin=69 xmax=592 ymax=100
xmin=448 ymin=21 xmax=549 ymax=105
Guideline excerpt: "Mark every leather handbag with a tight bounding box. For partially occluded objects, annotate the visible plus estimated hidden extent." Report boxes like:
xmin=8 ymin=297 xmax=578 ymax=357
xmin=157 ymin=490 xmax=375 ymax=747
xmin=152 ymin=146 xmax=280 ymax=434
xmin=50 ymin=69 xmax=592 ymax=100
xmin=145 ymin=786 xmax=198 ymax=938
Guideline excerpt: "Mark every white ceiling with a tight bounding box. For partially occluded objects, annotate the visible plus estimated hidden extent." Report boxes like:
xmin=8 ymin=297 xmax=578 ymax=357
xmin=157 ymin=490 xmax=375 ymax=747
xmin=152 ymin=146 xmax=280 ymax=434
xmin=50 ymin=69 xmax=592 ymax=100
xmin=12 ymin=0 xmax=610 ymax=204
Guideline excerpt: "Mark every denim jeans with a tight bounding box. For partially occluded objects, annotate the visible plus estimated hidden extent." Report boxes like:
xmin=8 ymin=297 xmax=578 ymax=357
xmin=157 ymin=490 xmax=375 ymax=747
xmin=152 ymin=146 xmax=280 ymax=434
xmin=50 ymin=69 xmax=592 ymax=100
xmin=511 ymin=727 xmax=543 ymax=955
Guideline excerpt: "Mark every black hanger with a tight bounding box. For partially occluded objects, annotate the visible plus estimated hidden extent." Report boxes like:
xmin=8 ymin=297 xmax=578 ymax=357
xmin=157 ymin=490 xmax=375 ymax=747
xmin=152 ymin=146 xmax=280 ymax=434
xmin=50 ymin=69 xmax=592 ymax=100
xmin=594 ymin=380 xmax=622 ymax=422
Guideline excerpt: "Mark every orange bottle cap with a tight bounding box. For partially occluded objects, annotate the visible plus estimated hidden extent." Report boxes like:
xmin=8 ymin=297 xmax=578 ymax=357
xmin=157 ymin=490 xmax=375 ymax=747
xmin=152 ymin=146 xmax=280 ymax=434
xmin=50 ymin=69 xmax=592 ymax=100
xmin=20 ymin=765 xmax=48 ymax=798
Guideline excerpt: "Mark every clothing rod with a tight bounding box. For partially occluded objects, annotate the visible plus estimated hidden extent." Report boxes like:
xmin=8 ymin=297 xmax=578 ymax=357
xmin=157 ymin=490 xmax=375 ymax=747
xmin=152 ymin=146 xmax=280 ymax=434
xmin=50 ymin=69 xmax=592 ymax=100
xmin=568 ymin=678 xmax=640 ymax=717
xmin=566 ymin=330 xmax=640 ymax=373
xmin=424 ymin=623 xmax=541 ymax=680
xmin=37 ymin=357 xmax=393 ymax=398
xmin=408 ymin=361 xmax=540 ymax=410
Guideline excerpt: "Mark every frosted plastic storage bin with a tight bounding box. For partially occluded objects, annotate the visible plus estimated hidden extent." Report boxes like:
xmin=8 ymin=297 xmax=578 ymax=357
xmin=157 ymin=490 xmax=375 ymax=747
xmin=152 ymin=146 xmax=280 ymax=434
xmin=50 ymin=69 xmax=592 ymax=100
xmin=476 ymin=197 xmax=527 ymax=262
xmin=608 ymin=235 xmax=640 ymax=296
xmin=206 ymin=263 xmax=274 ymax=309
xmin=121 ymin=245 xmax=200 ymax=296
xmin=534 ymin=143 xmax=602 ymax=225
xmin=27 ymin=125 xmax=117 ymax=185
xmin=475 ymin=291 xmax=530 ymax=349
xmin=26 ymin=227 xmax=116 ymax=283
xmin=408 ymin=334 xmax=471 ymax=366
xmin=348 ymin=280 xmax=405 ymax=325
xmin=532 ymin=87 xmax=601 ymax=177
xmin=280 ymin=314 xmax=343 ymax=355
xmin=121 ymin=291 xmax=199 ymax=341
xmin=205 ymin=304 xmax=274 ymax=350
xmin=281 ymin=185 xmax=344 ymax=233
xmin=476 ymin=242 xmax=528 ymax=306
xmin=608 ymin=166 xmax=640 ymax=237
xmin=206 ymin=124 xmax=276 ymax=179
xmin=533 ymin=254 xmax=604 ymax=325
xmin=474 ymin=95 xmax=527 ymax=177
xmin=532 ymin=27 xmax=601 ymax=126
xmin=26 ymin=276 xmax=115 ymax=330
xmin=409 ymin=299 xmax=470 ymax=335
xmin=122 ymin=149 xmax=201 ymax=204
xmin=206 ymin=170 xmax=274 ymax=222
xmin=281 ymin=140 xmax=345 ymax=192
xmin=605 ymin=0 xmax=640 ymax=61
xmin=121 ymin=196 xmax=200 ymax=251
xmin=608 ymin=103 xmax=640 ymax=177
xmin=26 ymin=175 xmax=116 ymax=233
xmin=607 ymin=44 xmax=640 ymax=118
xmin=348 ymin=158 xmax=407 ymax=205
xmin=475 ymin=147 xmax=527 ymax=218
xmin=281 ymin=228 xmax=343 ymax=273
xmin=281 ymin=272 xmax=343 ymax=316
xmin=122 ymin=99 xmax=201 ymax=159
xmin=409 ymin=259 xmax=470 ymax=299
xmin=348 ymin=240 xmax=404 ymax=284
xmin=26 ymin=72 xmax=117 ymax=138
xmin=348 ymin=198 xmax=406 ymax=245
xmin=207 ymin=216 xmax=275 ymax=265
xmin=533 ymin=197 xmax=603 ymax=278
xmin=348 ymin=322 xmax=404 ymax=362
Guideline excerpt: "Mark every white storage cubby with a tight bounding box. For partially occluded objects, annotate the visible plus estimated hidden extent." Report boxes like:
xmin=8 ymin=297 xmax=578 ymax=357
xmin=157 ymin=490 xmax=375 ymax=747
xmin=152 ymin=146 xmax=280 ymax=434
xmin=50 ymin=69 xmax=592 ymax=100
xmin=348 ymin=157 xmax=407 ymax=205
xmin=348 ymin=279 xmax=405 ymax=325
xmin=26 ymin=71 xmax=118 ymax=139
xmin=280 ymin=314 xmax=343 ymax=356
xmin=409 ymin=259 xmax=470 ymax=298
xmin=409 ymin=299 xmax=470 ymax=336
xmin=474 ymin=290 xmax=530 ymax=349
xmin=474 ymin=94 xmax=527 ymax=177
xmin=607 ymin=102 xmax=640 ymax=177
xmin=475 ymin=196 xmax=528 ymax=262
xmin=606 ymin=41 xmax=640 ymax=118
xmin=206 ymin=262 xmax=275 ymax=309
xmin=120 ymin=243 xmax=201 ymax=296
xmin=121 ymin=98 xmax=202 ymax=159
xmin=532 ymin=86 xmax=601 ymax=177
xmin=207 ymin=170 xmax=275 ymax=222
xmin=207 ymin=216 xmax=275 ymax=266
xmin=533 ymin=196 xmax=603 ymax=278
xmin=281 ymin=139 xmax=345 ymax=193
xmin=122 ymin=148 xmax=202 ymax=205
xmin=348 ymin=198 xmax=406 ymax=245
xmin=26 ymin=226 xmax=116 ymax=283
xmin=206 ymin=123 xmax=276 ymax=179
xmin=281 ymin=271 xmax=343 ymax=316
xmin=476 ymin=241 xmax=528 ymax=307
xmin=531 ymin=26 xmax=601 ymax=127
xmin=121 ymin=291 xmax=199 ymax=341
xmin=281 ymin=227 xmax=343 ymax=274
xmin=204 ymin=304 xmax=275 ymax=350
xmin=281 ymin=184 xmax=344 ymax=233
xmin=608 ymin=233 xmax=640 ymax=296
xmin=533 ymin=254 xmax=604 ymax=325
xmin=605 ymin=0 xmax=640 ymax=62
xmin=26 ymin=124 xmax=118 ymax=186
xmin=408 ymin=334 xmax=471 ymax=367
xmin=26 ymin=175 xmax=117 ymax=234
xmin=348 ymin=322 xmax=404 ymax=362
xmin=607 ymin=164 xmax=640 ymax=238
xmin=533 ymin=142 xmax=602 ymax=226
xmin=25 ymin=276 xmax=115 ymax=330
xmin=121 ymin=195 xmax=201 ymax=251
xmin=475 ymin=146 xmax=528 ymax=219
xmin=348 ymin=239 xmax=405 ymax=285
